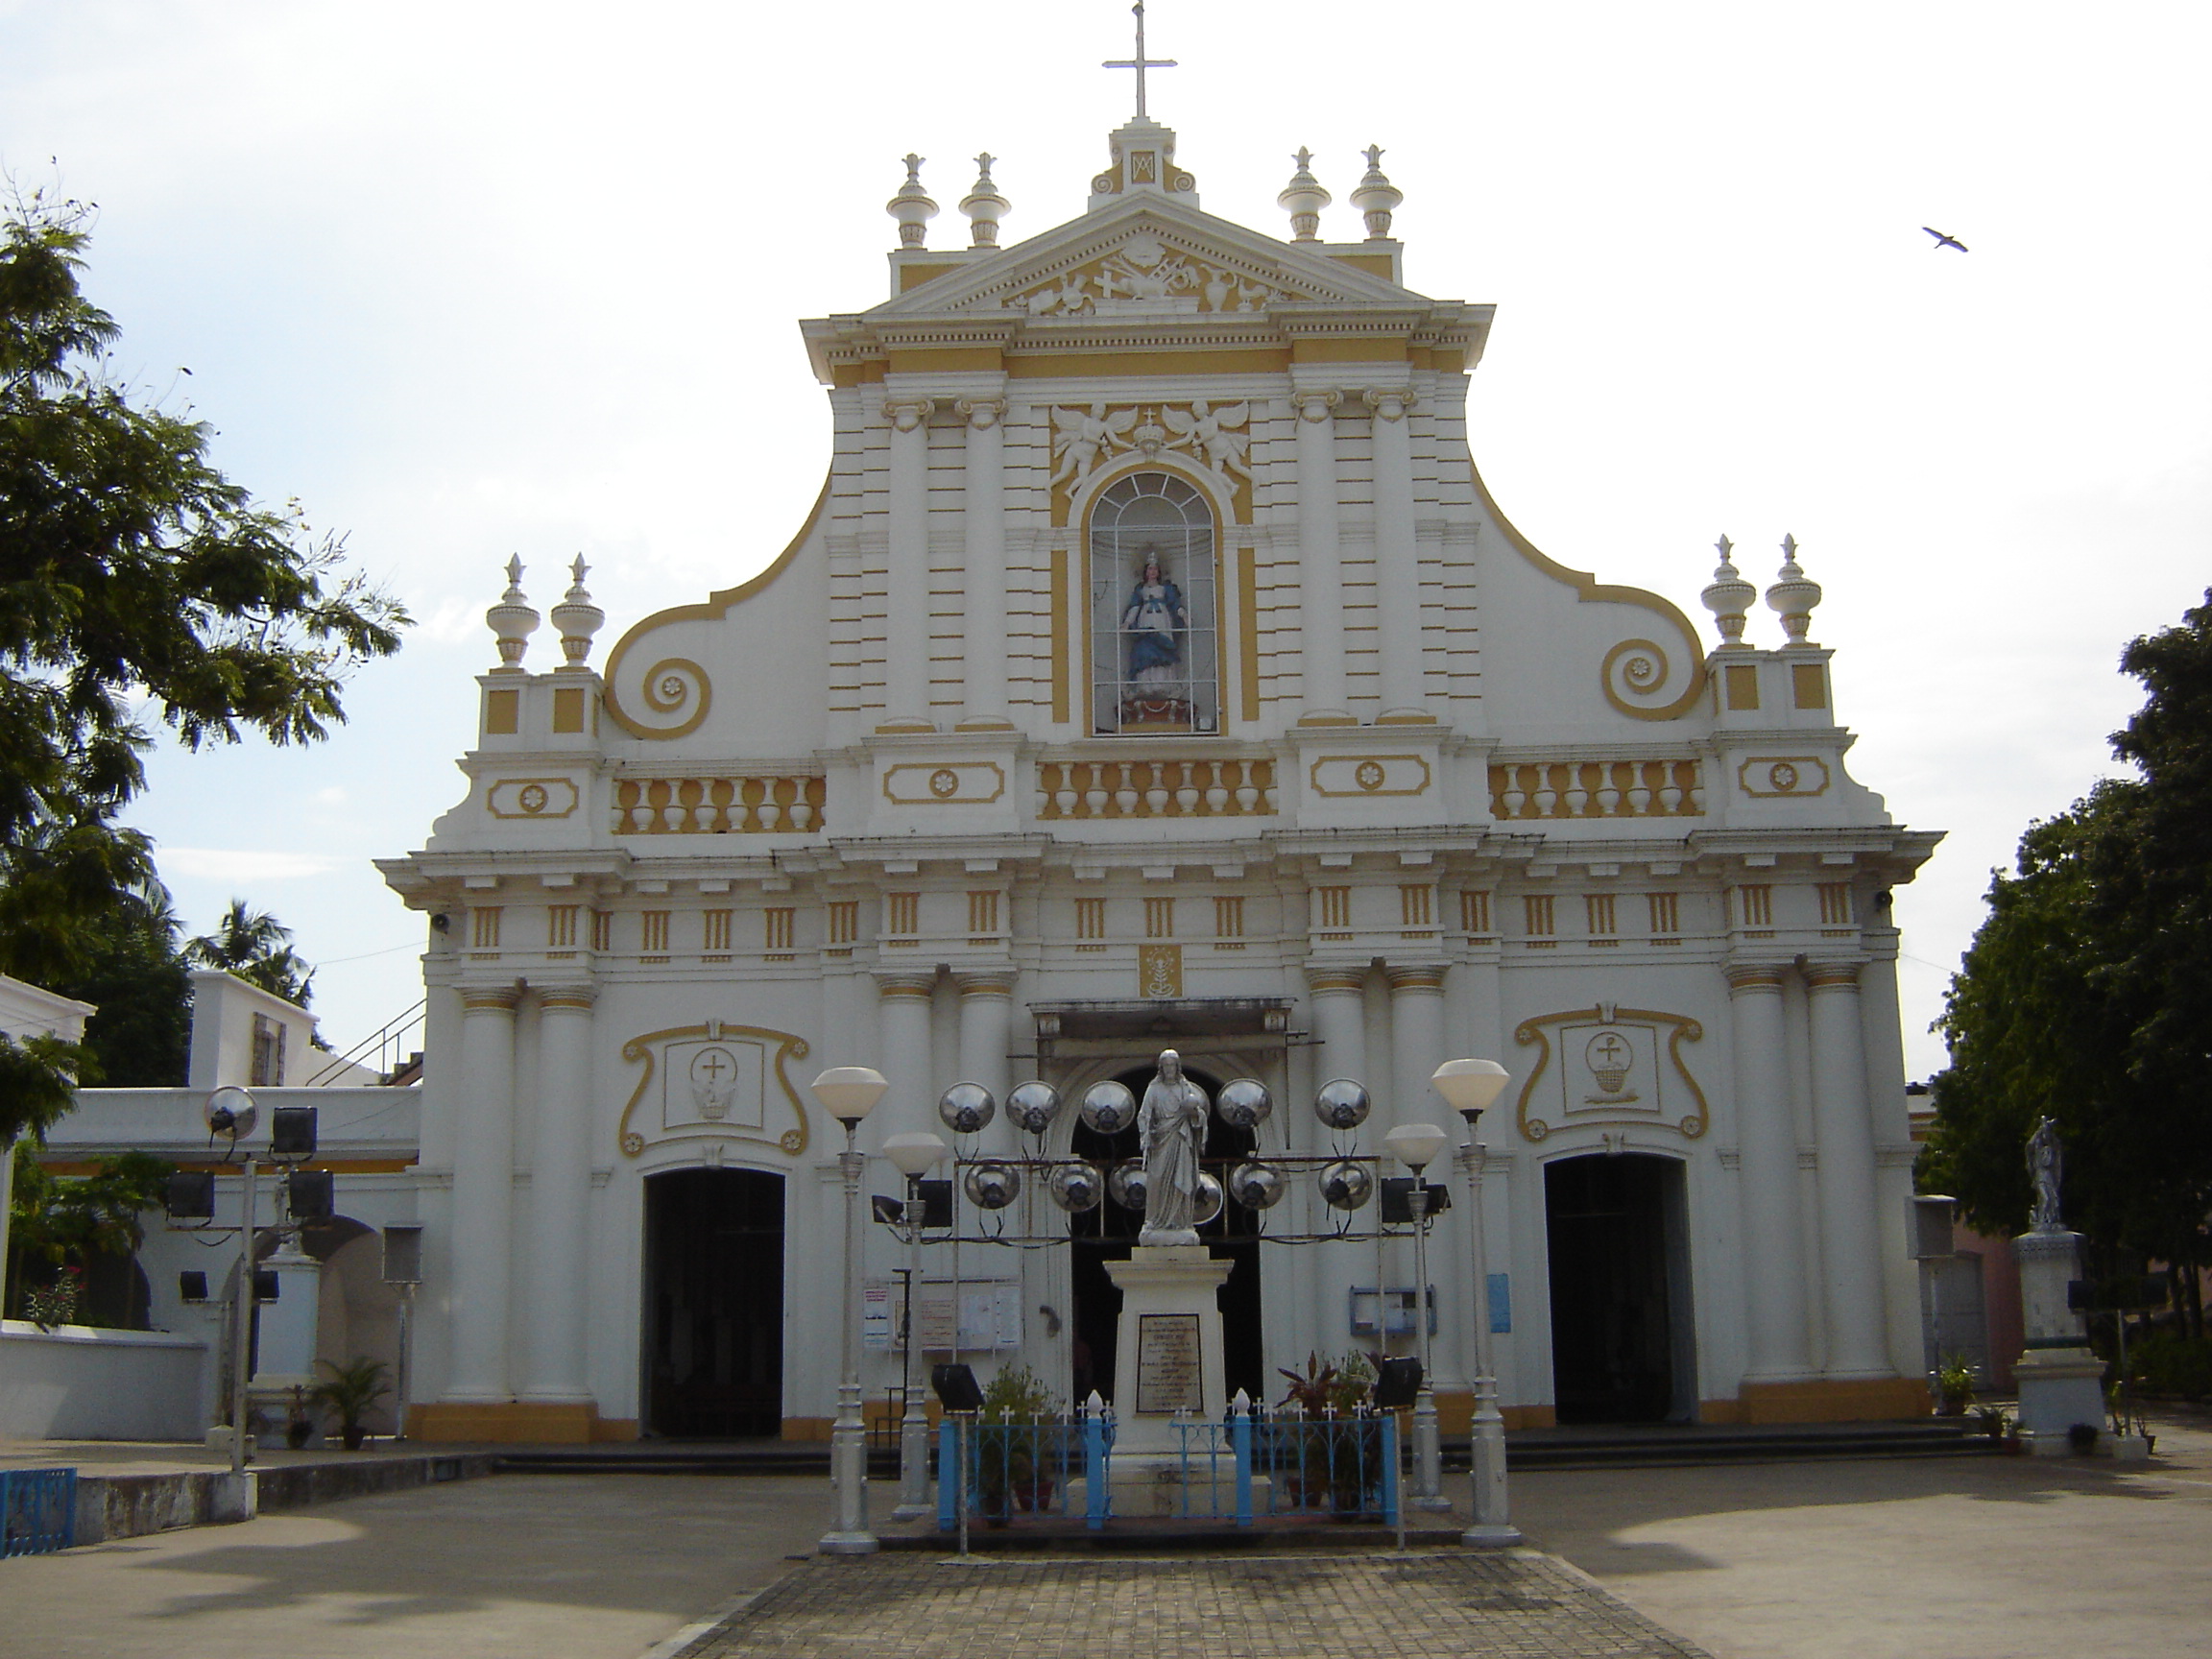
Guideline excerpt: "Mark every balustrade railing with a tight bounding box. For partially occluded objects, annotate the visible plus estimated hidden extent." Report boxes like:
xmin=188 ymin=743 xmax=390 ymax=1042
xmin=1036 ymin=757 xmax=1276 ymax=820
xmin=613 ymin=775 xmax=825 ymax=834
xmin=1488 ymin=758 xmax=1703 ymax=820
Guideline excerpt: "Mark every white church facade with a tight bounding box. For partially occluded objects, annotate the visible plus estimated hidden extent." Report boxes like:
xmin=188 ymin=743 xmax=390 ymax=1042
xmin=377 ymin=112 xmax=1940 ymax=1444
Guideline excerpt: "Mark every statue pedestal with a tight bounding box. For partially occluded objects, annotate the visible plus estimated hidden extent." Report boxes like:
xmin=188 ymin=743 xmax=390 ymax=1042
xmin=1066 ymin=1246 xmax=1251 ymax=1518
xmin=1106 ymin=1245 xmax=1233 ymax=1457
xmin=2013 ymin=1229 xmax=2106 ymax=1454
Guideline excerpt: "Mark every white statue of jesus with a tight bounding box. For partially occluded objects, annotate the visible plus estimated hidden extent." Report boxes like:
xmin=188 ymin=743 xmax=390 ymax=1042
xmin=1138 ymin=1049 xmax=1208 ymax=1245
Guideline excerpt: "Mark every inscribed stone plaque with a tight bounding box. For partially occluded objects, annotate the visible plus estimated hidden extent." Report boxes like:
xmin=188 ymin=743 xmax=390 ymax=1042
xmin=1135 ymin=1312 xmax=1203 ymax=1413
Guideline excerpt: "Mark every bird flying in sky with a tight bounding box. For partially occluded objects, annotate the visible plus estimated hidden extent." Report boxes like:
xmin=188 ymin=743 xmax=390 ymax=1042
xmin=1922 ymin=227 xmax=1968 ymax=252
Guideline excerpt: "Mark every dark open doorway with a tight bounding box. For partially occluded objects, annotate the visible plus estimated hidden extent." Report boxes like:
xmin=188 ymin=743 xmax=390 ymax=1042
xmin=1544 ymin=1153 xmax=1694 ymax=1424
xmin=642 ymin=1167 xmax=784 ymax=1437
xmin=1068 ymin=1062 xmax=1265 ymax=1409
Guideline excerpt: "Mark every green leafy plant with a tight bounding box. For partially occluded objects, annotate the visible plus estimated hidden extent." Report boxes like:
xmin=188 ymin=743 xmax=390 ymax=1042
xmin=1935 ymin=1355 xmax=1976 ymax=1415
xmin=310 ymin=1356 xmax=391 ymax=1451
xmin=1275 ymin=1352 xmax=1382 ymax=1513
xmin=1972 ymin=1403 xmax=2010 ymax=1442
xmin=974 ymin=1363 xmax=1061 ymax=1521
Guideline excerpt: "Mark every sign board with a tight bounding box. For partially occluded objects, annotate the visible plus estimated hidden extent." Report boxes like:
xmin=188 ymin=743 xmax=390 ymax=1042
xmin=865 ymin=1278 xmax=1022 ymax=1352
xmin=1134 ymin=1312 xmax=1203 ymax=1414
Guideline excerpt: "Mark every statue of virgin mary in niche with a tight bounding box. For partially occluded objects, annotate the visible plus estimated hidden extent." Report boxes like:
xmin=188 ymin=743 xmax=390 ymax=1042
xmin=1121 ymin=546 xmax=1187 ymax=687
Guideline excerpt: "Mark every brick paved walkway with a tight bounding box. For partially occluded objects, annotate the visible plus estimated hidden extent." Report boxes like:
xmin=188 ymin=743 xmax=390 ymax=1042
xmin=682 ymin=1551 xmax=1711 ymax=1659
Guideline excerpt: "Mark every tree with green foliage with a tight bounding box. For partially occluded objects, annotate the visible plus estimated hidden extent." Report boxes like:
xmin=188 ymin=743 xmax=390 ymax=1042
xmin=1919 ymin=592 xmax=2212 ymax=1336
xmin=46 ymin=878 xmax=191 ymax=1087
xmin=4 ymin=1142 xmax=170 ymax=1323
xmin=187 ymin=897 xmax=313 ymax=1007
xmin=0 ymin=184 xmax=405 ymax=1142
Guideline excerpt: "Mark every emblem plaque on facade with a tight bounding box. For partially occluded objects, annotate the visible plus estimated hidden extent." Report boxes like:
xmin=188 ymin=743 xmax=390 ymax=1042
xmin=1511 ymin=1005 xmax=1707 ymax=1142
xmin=617 ymin=1022 xmax=810 ymax=1157
xmin=1138 ymin=943 xmax=1184 ymax=998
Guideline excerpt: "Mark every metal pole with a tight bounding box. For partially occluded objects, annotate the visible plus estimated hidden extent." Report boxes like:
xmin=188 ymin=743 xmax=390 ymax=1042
xmin=395 ymin=1286 xmax=414 ymax=1440
xmin=956 ymin=1412 xmax=971 ymax=1558
xmin=1459 ymin=1125 xmax=1520 ymax=1545
xmin=894 ymin=1176 xmax=932 ymax=1521
xmin=820 ymin=1120 xmax=878 ymax=1554
xmin=229 ymin=1156 xmax=259 ymax=1478
xmin=1409 ymin=1180 xmax=1448 ymax=1509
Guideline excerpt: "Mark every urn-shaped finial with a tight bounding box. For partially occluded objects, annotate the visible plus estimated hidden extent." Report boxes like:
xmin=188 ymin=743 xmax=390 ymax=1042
xmin=1277 ymin=148 xmax=1330 ymax=242
xmin=1765 ymin=534 xmax=1823 ymax=645
xmin=959 ymin=153 xmax=1009 ymax=248
xmin=886 ymin=154 xmax=938 ymax=250
xmin=1699 ymin=534 xmax=1758 ymax=649
xmin=1349 ymin=144 xmax=1403 ymax=240
xmin=549 ymin=554 xmax=605 ymax=669
xmin=485 ymin=555 xmax=540 ymax=673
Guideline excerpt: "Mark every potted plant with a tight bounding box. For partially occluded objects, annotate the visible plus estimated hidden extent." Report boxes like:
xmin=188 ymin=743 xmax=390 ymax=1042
xmin=284 ymin=1385 xmax=317 ymax=1449
xmin=1274 ymin=1351 xmax=1381 ymax=1515
xmin=974 ymin=1364 xmax=1060 ymax=1524
xmin=311 ymin=1356 xmax=392 ymax=1451
xmin=1934 ymin=1355 xmax=1976 ymax=1417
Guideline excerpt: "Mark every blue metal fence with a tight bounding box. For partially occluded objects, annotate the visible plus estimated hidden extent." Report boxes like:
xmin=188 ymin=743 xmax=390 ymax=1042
xmin=937 ymin=1403 xmax=1402 ymax=1531
xmin=1 ymin=1468 xmax=76 ymax=1557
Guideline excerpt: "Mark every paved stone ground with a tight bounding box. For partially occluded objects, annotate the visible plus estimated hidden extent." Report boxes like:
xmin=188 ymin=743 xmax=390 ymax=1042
xmin=682 ymin=1552 xmax=1711 ymax=1659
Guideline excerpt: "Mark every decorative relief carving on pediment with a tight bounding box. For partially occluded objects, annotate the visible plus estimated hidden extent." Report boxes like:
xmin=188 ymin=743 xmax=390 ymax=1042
xmin=1002 ymin=233 xmax=1292 ymax=318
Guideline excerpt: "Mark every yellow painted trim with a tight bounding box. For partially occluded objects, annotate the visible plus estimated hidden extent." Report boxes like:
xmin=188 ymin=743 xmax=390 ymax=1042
xmin=897 ymin=262 xmax=965 ymax=292
xmin=1005 ymin=348 xmax=1291 ymax=380
xmin=410 ymin=1402 xmax=603 ymax=1444
xmin=484 ymin=687 xmax=518 ymax=735
xmin=1050 ymin=546 xmax=1070 ymax=724
xmin=1328 ymin=251 xmax=1397 ymax=277
xmin=1469 ymin=462 xmax=1709 ymax=720
xmin=1737 ymin=1378 xmax=1932 ymax=1423
xmin=885 ymin=346 xmax=1004 ymax=374
xmin=1291 ymin=336 xmax=1409 ymax=365
xmin=830 ymin=362 xmax=887 ymax=388
xmin=602 ymin=478 xmax=830 ymax=739
xmin=1237 ymin=546 xmax=1261 ymax=723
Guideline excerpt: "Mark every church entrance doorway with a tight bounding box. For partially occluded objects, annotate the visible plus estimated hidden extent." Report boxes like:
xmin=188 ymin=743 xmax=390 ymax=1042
xmin=642 ymin=1167 xmax=784 ymax=1438
xmin=1543 ymin=1153 xmax=1694 ymax=1424
xmin=1069 ymin=1061 xmax=1263 ymax=1410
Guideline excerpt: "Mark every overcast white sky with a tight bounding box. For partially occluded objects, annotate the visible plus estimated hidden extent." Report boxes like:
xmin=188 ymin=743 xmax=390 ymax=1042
xmin=3 ymin=0 xmax=2206 ymax=1079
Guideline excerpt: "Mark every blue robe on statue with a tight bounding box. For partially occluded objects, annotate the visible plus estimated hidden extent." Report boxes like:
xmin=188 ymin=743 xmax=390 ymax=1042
xmin=1122 ymin=578 xmax=1185 ymax=681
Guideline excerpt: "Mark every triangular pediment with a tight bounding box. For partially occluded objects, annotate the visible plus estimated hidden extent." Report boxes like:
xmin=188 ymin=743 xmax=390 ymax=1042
xmin=868 ymin=193 xmax=1431 ymax=322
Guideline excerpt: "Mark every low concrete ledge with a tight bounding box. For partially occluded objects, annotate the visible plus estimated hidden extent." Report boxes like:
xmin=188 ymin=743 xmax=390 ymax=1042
xmin=70 ymin=1449 xmax=501 ymax=1544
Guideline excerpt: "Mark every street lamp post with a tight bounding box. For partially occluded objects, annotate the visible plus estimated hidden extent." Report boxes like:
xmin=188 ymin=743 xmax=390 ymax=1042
xmin=1383 ymin=1121 xmax=1452 ymax=1512
xmin=1431 ymin=1058 xmax=1521 ymax=1547
xmin=812 ymin=1065 xmax=890 ymax=1555
xmin=881 ymin=1130 xmax=949 ymax=1522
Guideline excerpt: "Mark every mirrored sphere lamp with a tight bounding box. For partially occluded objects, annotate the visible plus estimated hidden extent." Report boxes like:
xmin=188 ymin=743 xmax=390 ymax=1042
xmin=811 ymin=1066 xmax=889 ymax=1127
xmin=1229 ymin=1161 xmax=1286 ymax=1211
xmin=1047 ymin=1162 xmax=1104 ymax=1214
xmin=1383 ymin=1122 xmax=1451 ymax=1173
xmin=1107 ymin=1158 xmax=1149 ymax=1211
xmin=1319 ymin=1159 xmax=1375 ymax=1211
xmin=1431 ymin=1057 xmax=1511 ymax=1120
xmin=1080 ymin=1080 xmax=1139 ymax=1136
xmin=1313 ymin=1078 xmax=1372 ymax=1131
xmin=938 ymin=1082 xmax=998 ymax=1136
xmin=1192 ymin=1172 xmax=1225 ymax=1227
xmin=881 ymin=1132 xmax=949 ymax=1179
xmin=962 ymin=1162 xmax=1022 ymax=1210
xmin=1214 ymin=1078 xmax=1274 ymax=1130
xmin=1006 ymin=1080 xmax=1063 ymax=1136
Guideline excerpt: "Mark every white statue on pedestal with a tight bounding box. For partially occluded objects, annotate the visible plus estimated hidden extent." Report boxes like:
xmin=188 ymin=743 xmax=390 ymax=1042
xmin=2027 ymin=1116 xmax=2064 ymax=1233
xmin=1138 ymin=1048 xmax=1207 ymax=1245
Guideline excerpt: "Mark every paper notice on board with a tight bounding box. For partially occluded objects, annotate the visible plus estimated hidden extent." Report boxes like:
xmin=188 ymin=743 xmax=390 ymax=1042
xmin=911 ymin=1281 xmax=1022 ymax=1351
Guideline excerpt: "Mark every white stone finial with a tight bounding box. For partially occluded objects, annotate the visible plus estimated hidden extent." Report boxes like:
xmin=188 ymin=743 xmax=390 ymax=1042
xmin=959 ymin=154 xmax=1009 ymax=248
xmin=1349 ymin=145 xmax=1403 ymax=240
xmin=886 ymin=154 xmax=938 ymax=250
xmin=1278 ymin=149 xmax=1330 ymax=242
xmin=485 ymin=556 xmax=540 ymax=674
xmin=1700 ymin=533 xmax=1757 ymax=649
xmin=1765 ymin=533 xmax=1823 ymax=646
xmin=549 ymin=553 xmax=605 ymax=670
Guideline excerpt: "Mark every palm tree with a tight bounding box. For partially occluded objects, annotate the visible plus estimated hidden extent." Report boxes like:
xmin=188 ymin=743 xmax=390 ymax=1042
xmin=186 ymin=899 xmax=313 ymax=1007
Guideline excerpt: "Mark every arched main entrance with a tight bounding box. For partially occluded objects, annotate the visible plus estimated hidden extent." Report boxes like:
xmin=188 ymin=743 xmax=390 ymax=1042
xmin=642 ymin=1167 xmax=784 ymax=1437
xmin=1068 ymin=1062 xmax=1263 ymax=1407
xmin=1544 ymin=1152 xmax=1695 ymax=1423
